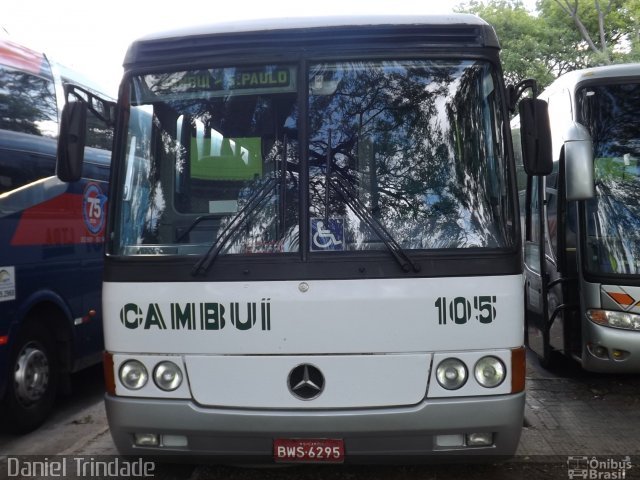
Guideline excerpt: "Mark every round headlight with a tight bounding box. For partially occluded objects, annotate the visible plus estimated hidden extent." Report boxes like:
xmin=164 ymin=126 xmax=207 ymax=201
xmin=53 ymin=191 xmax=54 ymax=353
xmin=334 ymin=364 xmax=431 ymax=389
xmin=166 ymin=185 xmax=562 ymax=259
xmin=119 ymin=360 xmax=148 ymax=390
xmin=153 ymin=361 xmax=183 ymax=391
xmin=474 ymin=356 xmax=506 ymax=388
xmin=436 ymin=358 xmax=468 ymax=390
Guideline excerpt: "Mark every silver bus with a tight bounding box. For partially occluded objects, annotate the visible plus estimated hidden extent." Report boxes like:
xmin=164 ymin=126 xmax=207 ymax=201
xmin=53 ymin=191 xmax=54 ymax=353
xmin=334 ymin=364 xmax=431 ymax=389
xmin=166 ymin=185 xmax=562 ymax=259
xmin=519 ymin=64 xmax=640 ymax=372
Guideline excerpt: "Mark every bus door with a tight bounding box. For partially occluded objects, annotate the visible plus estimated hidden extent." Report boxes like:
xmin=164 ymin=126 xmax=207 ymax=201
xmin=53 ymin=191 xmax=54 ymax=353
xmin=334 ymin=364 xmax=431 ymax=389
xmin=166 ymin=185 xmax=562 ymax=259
xmin=525 ymin=157 xmax=582 ymax=365
xmin=524 ymin=173 xmax=550 ymax=360
xmin=555 ymin=161 xmax=582 ymax=358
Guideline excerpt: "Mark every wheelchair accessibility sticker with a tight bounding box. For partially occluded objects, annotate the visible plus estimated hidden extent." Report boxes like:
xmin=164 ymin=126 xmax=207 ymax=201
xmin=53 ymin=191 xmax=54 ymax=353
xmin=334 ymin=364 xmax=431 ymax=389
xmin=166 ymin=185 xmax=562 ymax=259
xmin=310 ymin=218 xmax=344 ymax=251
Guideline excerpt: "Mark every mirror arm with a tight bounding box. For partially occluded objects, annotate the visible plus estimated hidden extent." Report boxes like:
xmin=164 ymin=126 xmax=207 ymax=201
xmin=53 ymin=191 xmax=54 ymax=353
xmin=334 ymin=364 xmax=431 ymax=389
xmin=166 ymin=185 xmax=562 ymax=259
xmin=508 ymin=79 xmax=539 ymax=113
xmin=63 ymin=84 xmax=116 ymax=127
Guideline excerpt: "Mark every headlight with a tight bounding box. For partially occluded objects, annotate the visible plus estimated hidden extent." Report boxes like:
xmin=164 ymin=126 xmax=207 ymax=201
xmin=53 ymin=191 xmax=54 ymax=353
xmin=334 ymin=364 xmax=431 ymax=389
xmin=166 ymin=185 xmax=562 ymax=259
xmin=474 ymin=356 xmax=506 ymax=388
xmin=153 ymin=361 xmax=183 ymax=391
xmin=119 ymin=360 xmax=148 ymax=390
xmin=587 ymin=309 xmax=640 ymax=331
xmin=436 ymin=358 xmax=468 ymax=390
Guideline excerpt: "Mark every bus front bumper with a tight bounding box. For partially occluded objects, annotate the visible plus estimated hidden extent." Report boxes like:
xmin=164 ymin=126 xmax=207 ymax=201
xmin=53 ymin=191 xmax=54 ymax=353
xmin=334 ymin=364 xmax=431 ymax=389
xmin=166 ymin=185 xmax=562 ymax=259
xmin=105 ymin=392 xmax=524 ymax=463
xmin=582 ymin=321 xmax=640 ymax=372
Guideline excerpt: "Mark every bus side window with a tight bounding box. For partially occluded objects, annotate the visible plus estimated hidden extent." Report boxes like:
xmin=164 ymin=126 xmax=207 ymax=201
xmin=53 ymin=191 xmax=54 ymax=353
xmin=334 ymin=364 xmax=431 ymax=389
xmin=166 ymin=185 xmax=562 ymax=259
xmin=528 ymin=176 xmax=540 ymax=243
xmin=0 ymin=63 xmax=58 ymax=195
xmin=524 ymin=175 xmax=541 ymax=273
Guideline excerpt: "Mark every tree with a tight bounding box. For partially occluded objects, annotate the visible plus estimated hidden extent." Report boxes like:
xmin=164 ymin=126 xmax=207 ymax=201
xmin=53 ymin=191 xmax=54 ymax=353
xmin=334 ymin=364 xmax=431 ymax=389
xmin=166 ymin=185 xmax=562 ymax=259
xmin=538 ymin=0 xmax=631 ymax=65
xmin=458 ymin=0 xmax=640 ymax=89
xmin=628 ymin=0 xmax=640 ymax=59
xmin=457 ymin=0 xmax=574 ymax=90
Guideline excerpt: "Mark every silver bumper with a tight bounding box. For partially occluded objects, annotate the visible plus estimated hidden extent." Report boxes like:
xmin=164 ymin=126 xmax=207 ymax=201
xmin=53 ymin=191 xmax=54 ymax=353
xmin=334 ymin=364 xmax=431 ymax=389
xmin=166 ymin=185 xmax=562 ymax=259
xmin=105 ymin=392 xmax=524 ymax=463
xmin=582 ymin=321 xmax=640 ymax=372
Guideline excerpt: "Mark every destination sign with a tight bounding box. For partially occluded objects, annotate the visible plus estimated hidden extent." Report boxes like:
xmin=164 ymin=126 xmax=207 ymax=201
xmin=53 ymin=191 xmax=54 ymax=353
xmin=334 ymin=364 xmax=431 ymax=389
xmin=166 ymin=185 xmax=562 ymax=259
xmin=143 ymin=65 xmax=296 ymax=99
xmin=233 ymin=68 xmax=291 ymax=90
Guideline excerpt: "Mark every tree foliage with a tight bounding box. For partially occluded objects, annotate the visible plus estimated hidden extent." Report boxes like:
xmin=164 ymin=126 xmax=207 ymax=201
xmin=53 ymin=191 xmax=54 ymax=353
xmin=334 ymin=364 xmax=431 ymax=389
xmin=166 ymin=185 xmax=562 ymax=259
xmin=456 ymin=0 xmax=640 ymax=89
xmin=539 ymin=0 xmax=631 ymax=64
xmin=457 ymin=1 xmax=566 ymax=88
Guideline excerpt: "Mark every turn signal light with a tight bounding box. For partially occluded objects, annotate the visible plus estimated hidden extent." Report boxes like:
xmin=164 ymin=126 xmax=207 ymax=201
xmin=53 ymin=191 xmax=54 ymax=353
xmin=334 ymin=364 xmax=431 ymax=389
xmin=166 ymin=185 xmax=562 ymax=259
xmin=103 ymin=352 xmax=116 ymax=395
xmin=511 ymin=346 xmax=526 ymax=393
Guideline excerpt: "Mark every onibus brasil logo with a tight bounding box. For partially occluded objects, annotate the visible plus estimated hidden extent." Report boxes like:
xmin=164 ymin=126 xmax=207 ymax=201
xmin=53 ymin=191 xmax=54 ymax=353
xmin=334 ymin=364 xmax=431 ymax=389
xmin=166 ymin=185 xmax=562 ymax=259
xmin=120 ymin=300 xmax=272 ymax=331
xmin=567 ymin=456 xmax=632 ymax=479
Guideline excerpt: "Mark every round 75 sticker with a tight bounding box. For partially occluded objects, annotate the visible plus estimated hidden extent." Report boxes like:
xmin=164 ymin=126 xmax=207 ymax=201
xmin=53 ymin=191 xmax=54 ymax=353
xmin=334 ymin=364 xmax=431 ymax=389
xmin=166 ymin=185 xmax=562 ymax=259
xmin=83 ymin=182 xmax=107 ymax=235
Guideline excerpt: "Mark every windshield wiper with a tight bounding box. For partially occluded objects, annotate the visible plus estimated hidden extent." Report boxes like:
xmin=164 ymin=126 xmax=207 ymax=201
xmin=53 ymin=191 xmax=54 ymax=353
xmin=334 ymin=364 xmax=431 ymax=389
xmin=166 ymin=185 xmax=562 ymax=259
xmin=175 ymin=214 xmax=218 ymax=243
xmin=191 ymin=177 xmax=278 ymax=276
xmin=328 ymin=170 xmax=421 ymax=273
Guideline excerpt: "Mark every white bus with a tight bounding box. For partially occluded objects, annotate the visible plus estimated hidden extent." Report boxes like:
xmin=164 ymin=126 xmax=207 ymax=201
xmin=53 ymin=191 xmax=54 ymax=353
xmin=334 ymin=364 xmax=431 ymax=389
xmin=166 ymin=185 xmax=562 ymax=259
xmin=58 ymin=14 xmax=550 ymax=462
xmin=519 ymin=64 xmax=640 ymax=372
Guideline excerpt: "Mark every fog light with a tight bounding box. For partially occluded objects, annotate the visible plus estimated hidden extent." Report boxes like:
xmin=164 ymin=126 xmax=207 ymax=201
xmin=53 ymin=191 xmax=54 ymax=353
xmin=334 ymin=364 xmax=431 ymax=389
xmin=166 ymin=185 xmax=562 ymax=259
xmin=436 ymin=434 xmax=464 ymax=447
xmin=134 ymin=433 xmax=159 ymax=446
xmin=161 ymin=435 xmax=188 ymax=447
xmin=466 ymin=432 xmax=493 ymax=447
xmin=153 ymin=361 xmax=183 ymax=391
xmin=474 ymin=356 xmax=506 ymax=388
xmin=611 ymin=349 xmax=630 ymax=361
xmin=588 ymin=343 xmax=609 ymax=359
xmin=119 ymin=360 xmax=148 ymax=390
xmin=436 ymin=358 xmax=468 ymax=390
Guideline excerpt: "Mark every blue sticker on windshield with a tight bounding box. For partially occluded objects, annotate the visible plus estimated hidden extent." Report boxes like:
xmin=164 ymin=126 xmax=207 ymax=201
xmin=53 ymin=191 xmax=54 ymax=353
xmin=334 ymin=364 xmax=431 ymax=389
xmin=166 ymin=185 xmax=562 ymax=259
xmin=310 ymin=218 xmax=344 ymax=251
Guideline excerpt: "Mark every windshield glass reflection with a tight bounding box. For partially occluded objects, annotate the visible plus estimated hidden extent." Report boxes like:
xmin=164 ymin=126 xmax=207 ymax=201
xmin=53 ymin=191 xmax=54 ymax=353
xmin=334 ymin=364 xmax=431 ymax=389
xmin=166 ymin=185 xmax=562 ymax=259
xmin=579 ymin=82 xmax=640 ymax=275
xmin=308 ymin=60 xmax=515 ymax=250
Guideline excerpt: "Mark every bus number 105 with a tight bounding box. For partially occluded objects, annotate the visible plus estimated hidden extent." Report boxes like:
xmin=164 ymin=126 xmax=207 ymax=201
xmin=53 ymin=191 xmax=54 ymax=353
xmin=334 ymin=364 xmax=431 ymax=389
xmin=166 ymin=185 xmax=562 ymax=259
xmin=434 ymin=296 xmax=497 ymax=325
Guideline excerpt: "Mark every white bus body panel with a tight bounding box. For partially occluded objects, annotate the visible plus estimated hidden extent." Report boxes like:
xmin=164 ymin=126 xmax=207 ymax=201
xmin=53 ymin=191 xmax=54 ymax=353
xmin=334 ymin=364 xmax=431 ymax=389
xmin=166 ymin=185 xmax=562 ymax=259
xmin=186 ymin=354 xmax=431 ymax=408
xmin=103 ymin=275 xmax=524 ymax=355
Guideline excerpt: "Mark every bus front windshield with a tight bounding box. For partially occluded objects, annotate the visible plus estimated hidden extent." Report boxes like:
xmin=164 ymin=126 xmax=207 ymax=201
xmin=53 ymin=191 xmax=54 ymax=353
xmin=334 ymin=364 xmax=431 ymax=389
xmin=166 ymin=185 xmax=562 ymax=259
xmin=578 ymin=82 xmax=640 ymax=276
xmin=114 ymin=60 xmax=515 ymax=257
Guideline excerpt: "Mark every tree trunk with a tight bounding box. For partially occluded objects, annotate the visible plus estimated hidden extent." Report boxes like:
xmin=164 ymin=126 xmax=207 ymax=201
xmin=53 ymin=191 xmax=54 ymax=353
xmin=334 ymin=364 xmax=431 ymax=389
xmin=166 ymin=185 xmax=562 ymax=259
xmin=554 ymin=0 xmax=610 ymax=63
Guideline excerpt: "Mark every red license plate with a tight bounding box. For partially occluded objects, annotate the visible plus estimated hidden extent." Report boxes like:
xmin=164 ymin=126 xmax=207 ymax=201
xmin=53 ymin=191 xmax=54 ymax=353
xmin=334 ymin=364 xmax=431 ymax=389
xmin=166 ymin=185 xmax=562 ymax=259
xmin=273 ymin=438 xmax=345 ymax=463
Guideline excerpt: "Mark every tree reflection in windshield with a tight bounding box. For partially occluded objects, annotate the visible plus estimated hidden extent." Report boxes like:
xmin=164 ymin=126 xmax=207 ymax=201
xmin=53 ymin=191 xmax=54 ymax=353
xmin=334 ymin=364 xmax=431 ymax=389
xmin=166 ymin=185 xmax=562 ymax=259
xmin=117 ymin=61 xmax=517 ymax=256
xmin=579 ymin=83 xmax=640 ymax=275
xmin=308 ymin=60 xmax=514 ymax=251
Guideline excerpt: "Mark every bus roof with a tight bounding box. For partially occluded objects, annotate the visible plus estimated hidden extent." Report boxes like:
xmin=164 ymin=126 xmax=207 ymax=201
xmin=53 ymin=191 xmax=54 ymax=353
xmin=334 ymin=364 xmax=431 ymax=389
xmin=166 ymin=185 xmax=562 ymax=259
xmin=542 ymin=63 xmax=640 ymax=95
xmin=0 ymin=37 xmax=49 ymax=77
xmin=124 ymin=14 xmax=499 ymax=67
xmin=54 ymin=61 xmax=115 ymax=99
xmin=134 ymin=14 xmax=491 ymax=41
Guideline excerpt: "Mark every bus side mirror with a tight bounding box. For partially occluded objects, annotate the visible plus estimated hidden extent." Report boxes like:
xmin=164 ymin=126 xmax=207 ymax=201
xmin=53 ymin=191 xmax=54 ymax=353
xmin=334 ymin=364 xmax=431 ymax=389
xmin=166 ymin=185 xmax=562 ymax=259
xmin=564 ymin=123 xmax=595 ymax=201
xmin=519 ymin=98 xmax=553 ymax=176
xmin=56 ymin=100 xmax=87 ymax=183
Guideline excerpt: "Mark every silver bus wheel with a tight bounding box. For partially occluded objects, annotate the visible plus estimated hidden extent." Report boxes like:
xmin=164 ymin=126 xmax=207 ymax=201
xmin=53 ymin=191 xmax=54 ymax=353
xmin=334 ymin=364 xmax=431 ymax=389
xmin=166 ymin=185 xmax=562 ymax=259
xmin=14 ymin=342 xmax=50 ymax=406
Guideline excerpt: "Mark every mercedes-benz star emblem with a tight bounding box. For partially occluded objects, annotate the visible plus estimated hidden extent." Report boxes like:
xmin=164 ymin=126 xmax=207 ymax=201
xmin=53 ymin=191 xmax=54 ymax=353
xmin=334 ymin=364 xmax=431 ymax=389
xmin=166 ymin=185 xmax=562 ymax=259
xmin=288 ymin=364 xmax=325 ymax=400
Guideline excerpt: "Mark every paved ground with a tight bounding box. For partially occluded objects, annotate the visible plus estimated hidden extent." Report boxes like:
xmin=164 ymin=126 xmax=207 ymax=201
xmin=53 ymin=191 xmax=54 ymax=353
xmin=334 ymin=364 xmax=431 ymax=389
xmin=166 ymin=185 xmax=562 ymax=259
xmin=520 ymin=356 xmax=640 ymax=458
xmin=0 ymin=351 xmax=639 ymax=479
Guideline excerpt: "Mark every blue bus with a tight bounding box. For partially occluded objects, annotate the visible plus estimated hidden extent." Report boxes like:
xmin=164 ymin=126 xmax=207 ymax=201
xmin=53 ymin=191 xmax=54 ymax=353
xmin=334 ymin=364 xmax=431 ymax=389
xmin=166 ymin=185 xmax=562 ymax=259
xmin=0 ymin=37 xmax=112 ymax=432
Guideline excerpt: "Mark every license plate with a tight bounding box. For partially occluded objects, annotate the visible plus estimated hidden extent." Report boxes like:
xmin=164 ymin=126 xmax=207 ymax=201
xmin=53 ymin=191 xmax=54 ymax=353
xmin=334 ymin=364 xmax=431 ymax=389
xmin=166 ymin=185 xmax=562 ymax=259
xmin=273 ymin=438 xmax=345 ymax=463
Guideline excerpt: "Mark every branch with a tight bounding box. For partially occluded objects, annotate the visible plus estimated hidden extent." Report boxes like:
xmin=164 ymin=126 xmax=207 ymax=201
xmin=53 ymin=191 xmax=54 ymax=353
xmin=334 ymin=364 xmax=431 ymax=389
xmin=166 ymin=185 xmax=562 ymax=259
xmin=594 ymin=0 xmax=612 ymax=63
xmin=553 ymin=0 xmax=603 ymax=57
